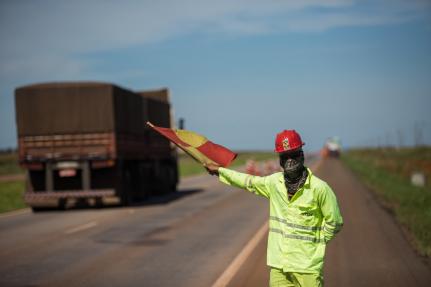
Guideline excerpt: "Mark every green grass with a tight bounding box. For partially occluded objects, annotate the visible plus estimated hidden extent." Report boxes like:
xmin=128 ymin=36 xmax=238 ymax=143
xmin=0 ymin=153 xmax=26 ymax=213
xmin=178 ymin=151 xmax=277 ymax=177
xmin=341 ymin=147 xmax=431 ymax=257
xmin=0 ymin=180 xmax=26 ymax=213
xmin=0 ymin=152 xmax=24 ymax=176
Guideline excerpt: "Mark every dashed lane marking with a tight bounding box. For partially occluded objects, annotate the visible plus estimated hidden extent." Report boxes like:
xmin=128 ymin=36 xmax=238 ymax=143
xmin=64 ymin=221 xmax=98 ymax=235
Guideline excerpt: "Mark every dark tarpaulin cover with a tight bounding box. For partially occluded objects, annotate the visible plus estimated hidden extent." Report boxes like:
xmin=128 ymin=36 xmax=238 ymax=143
xmin=15 ymin=82 xmax=171 ymax=137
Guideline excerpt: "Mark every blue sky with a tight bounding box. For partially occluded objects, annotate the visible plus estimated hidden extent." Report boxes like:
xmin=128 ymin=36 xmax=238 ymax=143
xmin=1 ymin=0 xmax=430 ymax=152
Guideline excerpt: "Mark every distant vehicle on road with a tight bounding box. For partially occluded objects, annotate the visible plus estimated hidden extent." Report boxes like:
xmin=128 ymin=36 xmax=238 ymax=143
xmin=321 ymin=136 xmax=342 ymax=158
xmin=15 ymin=82 xmax=178 ymax=211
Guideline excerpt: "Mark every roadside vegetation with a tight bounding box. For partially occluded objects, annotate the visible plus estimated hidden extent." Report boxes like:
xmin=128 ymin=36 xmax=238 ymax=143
xmin=341 ymin=147 xmax=431 ymax=257
xmin=0 ymin=152 xmax=24 ymax=176
xmin=0 ymin=181 xmax=26 ymax=213
xmin=0 ymin=152 xmax=26 ymax=213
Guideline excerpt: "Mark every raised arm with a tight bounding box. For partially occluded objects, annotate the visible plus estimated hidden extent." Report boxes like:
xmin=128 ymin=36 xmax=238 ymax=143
xmin=206 ymin=163 xmax=270 ymax=199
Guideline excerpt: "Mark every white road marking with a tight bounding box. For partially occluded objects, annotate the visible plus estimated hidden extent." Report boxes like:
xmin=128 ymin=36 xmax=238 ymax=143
xmin=211 ymin=158 xmax=323 ymax=287
xmin=64 ymin=221 xmax=98 ymax=234
xmin=211 ymin=222 xmax=269 ymax=287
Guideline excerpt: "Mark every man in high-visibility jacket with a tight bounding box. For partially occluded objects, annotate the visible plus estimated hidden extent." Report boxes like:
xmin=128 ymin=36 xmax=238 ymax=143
xmin=206 ymin=130 xmax=343 ymax=287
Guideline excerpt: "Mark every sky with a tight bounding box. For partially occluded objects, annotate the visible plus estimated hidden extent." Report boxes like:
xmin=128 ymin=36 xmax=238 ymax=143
xmin=1 ymin=0 xmax=430 ymax=152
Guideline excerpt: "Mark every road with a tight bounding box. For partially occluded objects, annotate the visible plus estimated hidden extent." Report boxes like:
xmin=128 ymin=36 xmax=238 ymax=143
xmin=1 ymin=158 xmax=430 ymax=286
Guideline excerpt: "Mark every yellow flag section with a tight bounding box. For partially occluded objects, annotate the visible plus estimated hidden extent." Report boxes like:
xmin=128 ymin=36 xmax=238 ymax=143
xmin=147 ymin=122 xmax=237 ymax=167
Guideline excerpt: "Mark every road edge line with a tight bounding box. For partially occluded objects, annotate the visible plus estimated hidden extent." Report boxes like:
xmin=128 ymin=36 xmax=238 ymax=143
xmin=211 ymin=158 xmax=323 ymax=287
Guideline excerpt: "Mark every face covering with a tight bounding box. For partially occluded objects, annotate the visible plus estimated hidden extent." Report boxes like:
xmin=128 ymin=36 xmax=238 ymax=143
xmin=280 ymin=150 xmax=304 ymax=178
xmin=280 ymin=150 xmax=308 ymax=195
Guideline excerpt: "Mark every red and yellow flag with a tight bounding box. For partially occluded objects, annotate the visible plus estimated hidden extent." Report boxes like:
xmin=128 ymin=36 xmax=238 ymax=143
xmin=147 ymin=122 xmax=237 ymax=167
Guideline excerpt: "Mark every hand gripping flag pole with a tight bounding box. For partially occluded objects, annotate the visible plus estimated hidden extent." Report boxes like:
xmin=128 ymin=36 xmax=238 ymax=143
xmin=146 ymin=122 xmax=237 ymax=167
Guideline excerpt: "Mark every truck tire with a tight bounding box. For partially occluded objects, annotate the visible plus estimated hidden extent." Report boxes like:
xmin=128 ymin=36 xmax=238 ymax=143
xmin=57 ymin=198 xmax=67 ymax=210
xmin=120 ymin=169 xmax=132 ymax=206
xmin=95 ymin=197 xmax=104 ymax=208
xmin=31 ymin=207 xmax=44 ymax=212
xmin=160 ymin=163 xmax=175 ymax=194
xmin=169 ymin=164 xmax=178 ymax=193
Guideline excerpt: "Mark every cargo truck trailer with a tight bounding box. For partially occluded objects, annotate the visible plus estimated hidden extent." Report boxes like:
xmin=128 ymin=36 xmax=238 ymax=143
xmin=14 ymin=82 xmax=178 ymax=211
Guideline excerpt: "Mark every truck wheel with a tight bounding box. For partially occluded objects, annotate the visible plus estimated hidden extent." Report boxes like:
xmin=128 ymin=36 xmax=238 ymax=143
xmin=31 ymin=207 xmax=44 ymax=212
xmin=121 ymin=191 xmax=132 ymax=206
xmin=161 ymin=164 xmax=174 ymax=194
xmin=95 ymin=197 xmax=104 ymax=208
xmin=121 ymin=169 xmax=132 ymax=206
xmin=58 ymin=198 xmax=67 ymax=210
xmin=169 ymin=164 xmax=178 ymax=193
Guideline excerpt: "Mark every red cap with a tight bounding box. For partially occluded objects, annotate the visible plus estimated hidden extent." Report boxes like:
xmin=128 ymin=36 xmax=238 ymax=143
xmin=274 ymin=130 xmax=305 ymax=153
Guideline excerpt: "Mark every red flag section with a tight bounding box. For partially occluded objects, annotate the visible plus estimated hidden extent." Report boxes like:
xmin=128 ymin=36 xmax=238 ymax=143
xmin=147 ymin=122 xmax=237 ymax=167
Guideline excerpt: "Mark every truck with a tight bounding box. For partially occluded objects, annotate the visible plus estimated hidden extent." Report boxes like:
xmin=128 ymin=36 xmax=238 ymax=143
xmin=15 ymin=82 xmax=178 ymax=211
xmin=321 ymin=136 xmax=342 ymax=158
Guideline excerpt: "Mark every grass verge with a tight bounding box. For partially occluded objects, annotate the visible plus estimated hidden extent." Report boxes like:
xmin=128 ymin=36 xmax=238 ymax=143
xmin=0 ymin=152 xmax=24 ymax=176
xmin=341 ymin=147 xmax=431 ymax=257
xmin=0 ymin=180 xmax=26 ymax=213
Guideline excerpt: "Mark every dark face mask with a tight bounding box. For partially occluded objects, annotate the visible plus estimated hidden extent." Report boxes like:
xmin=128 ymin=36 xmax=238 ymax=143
xmin=280 ymin=150 xmax=305 ymax=180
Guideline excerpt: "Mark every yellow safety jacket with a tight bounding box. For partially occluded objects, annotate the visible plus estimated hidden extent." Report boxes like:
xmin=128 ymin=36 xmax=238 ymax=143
xmin=218 ymin=167 xmax=343 ymax=274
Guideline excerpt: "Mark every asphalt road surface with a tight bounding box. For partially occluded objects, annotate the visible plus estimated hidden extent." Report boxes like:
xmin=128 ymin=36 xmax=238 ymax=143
xmin=1 ymin=158 xmax=430 ymax=287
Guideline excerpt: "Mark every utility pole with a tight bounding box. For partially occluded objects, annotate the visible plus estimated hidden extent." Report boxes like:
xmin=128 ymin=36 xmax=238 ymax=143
xmin=414 ymin=122 xmax=424 ymax=147
xmin=179 ymin=118 xmax=185 ymax=130
xmin=397 ymin=129 xmax=404 ymax=149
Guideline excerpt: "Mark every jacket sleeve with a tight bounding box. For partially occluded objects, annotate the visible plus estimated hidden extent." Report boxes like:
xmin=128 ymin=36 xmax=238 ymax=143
xmin=318 ymin=183 xmax=343 ymax=243
xmin=218 ymin=167 xmax=270 ymax=199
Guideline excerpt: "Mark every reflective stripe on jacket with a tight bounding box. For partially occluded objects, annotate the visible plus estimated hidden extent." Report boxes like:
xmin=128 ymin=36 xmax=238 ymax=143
xmin=218 ymin=167 xmax=343 ymax=274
